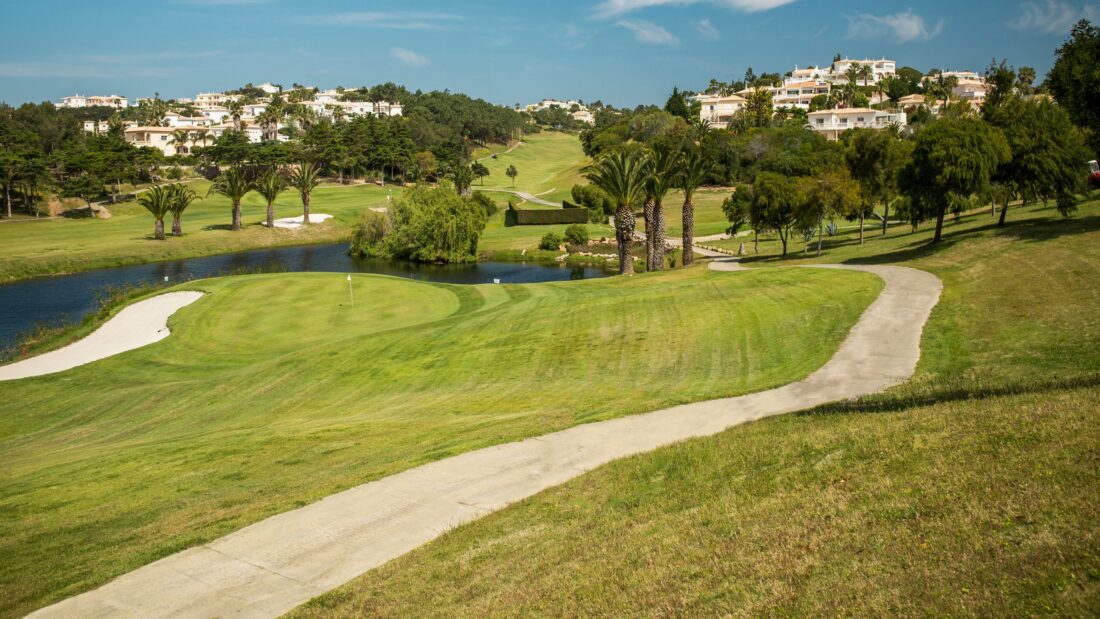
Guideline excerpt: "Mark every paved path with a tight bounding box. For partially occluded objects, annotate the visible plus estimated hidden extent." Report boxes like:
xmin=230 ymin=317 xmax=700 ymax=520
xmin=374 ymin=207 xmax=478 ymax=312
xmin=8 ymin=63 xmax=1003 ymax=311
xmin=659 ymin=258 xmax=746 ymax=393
xmin=29 ymin=261 xmax=941 ymax=618
xmin=0 ymin=291 xmax=204 ymax=381
xmin=480 ymin=188 xmax=561 ymax=207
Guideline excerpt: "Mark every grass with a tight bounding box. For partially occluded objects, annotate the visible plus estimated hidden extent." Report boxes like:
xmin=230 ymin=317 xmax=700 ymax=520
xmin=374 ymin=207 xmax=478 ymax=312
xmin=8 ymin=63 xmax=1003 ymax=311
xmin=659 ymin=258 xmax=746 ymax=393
xmin=0 ymin=265 xmax=880 ymax=618
xmin=287 ymin=199 xmax=1100 ymax=617
xmin=0 ymin=181 xmax=399 ymax=281
xmin=476 ymin=131 xmax=588 ymax=204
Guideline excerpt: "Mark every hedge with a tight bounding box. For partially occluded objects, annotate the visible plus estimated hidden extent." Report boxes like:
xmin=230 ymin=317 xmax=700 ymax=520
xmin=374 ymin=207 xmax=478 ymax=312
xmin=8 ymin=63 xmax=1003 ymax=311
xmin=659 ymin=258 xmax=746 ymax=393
xmin=505 ymin=204 xmax=589 ymax=226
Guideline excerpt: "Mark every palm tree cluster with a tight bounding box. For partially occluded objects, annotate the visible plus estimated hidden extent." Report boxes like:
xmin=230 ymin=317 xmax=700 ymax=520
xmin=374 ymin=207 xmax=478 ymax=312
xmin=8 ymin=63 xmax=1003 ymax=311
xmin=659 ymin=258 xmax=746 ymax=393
xmin=583 ymin=139 xmax=712 ymax=275
xmin=137 ymin=184 xmax=200 ymax=240
xmin=204 ymin=161 xmax=321 ymax=231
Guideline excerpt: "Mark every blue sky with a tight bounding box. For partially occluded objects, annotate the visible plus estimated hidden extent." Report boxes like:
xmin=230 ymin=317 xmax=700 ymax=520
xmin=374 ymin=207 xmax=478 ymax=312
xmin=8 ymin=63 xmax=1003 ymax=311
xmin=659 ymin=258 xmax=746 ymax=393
xmin=1 ymin=0 xmax=1097 ymax=107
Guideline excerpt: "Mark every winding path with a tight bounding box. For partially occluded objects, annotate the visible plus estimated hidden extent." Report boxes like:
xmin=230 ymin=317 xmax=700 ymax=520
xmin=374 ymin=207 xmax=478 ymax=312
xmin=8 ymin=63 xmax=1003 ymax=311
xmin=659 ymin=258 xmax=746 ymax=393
xmin=480 ymin=188 xmax=561 ymax=207
xmin=0 ymin=291 xmax=204 ymax=381
xmin=27 ymin=260 xmax=941 ymax=619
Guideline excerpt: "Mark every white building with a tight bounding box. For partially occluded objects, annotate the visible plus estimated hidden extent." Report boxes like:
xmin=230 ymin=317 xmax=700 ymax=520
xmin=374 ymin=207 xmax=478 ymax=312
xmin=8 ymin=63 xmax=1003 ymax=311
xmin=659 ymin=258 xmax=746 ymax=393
xmin=257 ymin=82 xmax=281 ymax=94
xmin=58 ymin=94 xmax=128 ymax=109
xmin=124 ymin=126 xmax=180 ymax=155
xmin=698 ymin=94 xmax=748 ymax=129
xmin=571 ymin=109 xmax=595 ymax=125
xmin=829 ymin=58 xmax=896 ymax=84
xmin=806 ymin=108 xmax=907 ymax=140
xmin=741 ymin=81 xmax=831 ymax=110
xmin=194 ymin=92 xmax=239 ymax=109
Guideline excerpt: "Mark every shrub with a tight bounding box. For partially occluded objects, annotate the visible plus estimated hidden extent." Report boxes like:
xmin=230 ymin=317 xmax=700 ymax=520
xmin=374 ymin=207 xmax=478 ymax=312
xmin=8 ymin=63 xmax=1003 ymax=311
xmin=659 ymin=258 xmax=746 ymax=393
xmin=563 ymin=224 xmax=589 ymax=245
xmin=571 ymin=183 xmax=615 ymax=222
xmin=470 ymin=191 xmax=499 ymax=217
xmin=512 ymin=208 xmax=589 ymax=225
xmin=538 ymin=232 xmax=564 ymax=251
xmin=353 ymin=185 xmax=488 ymax=263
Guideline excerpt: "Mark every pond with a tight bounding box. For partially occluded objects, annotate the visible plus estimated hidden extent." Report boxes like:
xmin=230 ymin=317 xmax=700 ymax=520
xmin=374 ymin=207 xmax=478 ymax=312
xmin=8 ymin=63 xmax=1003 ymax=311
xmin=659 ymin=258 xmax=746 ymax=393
xmin=0 ymin=243 xmax=610 ymax=352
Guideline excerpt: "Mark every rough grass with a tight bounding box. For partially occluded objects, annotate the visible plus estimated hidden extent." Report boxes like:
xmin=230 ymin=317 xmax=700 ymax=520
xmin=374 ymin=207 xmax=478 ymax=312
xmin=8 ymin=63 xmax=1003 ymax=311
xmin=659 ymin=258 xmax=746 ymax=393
xmin=0 ymin=265 xmax=880 ymax=618
xmin=287 ymin=200 xmax=1100 ymax=618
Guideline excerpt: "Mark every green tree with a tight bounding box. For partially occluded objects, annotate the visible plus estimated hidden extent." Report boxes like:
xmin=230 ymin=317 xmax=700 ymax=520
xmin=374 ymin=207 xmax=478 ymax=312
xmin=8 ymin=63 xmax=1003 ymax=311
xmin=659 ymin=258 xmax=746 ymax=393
xmin=137 ymin=185 xmax=173 ymax=240
xmin=843 ymin=128 xmax=894 ymax=243
xmin=379 ymin=185 xmax=488 ymax=263
xmin=226 ymin=100 xmax=245 ymax=131
xmin=899 ymin=117 xmax=1010 ymax=242
xmin=167 ymin=184 xmax=199 ymax=236
xmin=255 ymin=168 xmax=288 ymax=229
xmin=664 ymin=87 xmax=691 ymax=122
xmin=61 ymin=173 xmax=103 ymax=209
xmin=168 ymin=129 xmax=192 ymax=157
xmin=471 ymin=161 xmax=490 ymax=185
xmin=506 ymin=164 xmax=518 ymax=187
xmin=450 ymin=163 xmax=475 ymax=197
xmin=288 ymin=162 xmax=323 ymax=224
xmin=986 ymin=97 xmax=1088 ymax=224
xmin=583 ymin=150 xmax=650 ymax=275
xmin=807 ymin=167 xmax=861 ymax=255
xmin=722 ymin=185 xmax=752 ymax=236
xmin=750 ymin=171 xmax=813 ymax=256
xmin=677 ymin=148 xmax=710 ymax=266
xmin=207 ymin=167 xmax=253 ymax=231
xmin=1046 ymin=19 xmax=1100 ymax=156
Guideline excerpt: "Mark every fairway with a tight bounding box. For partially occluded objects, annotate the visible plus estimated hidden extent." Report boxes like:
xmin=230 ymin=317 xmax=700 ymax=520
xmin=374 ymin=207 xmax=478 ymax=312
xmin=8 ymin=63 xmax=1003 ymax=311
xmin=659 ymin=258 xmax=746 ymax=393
xmin=476 ymin=132 xmax=588 ymax=204
xmin=290 ymin=200 xmax=1100 ymax=617
xmin=0 ymin=182 xmax=398 ymax=281
xmin=0 ymin=265 xmax=880 ymax=618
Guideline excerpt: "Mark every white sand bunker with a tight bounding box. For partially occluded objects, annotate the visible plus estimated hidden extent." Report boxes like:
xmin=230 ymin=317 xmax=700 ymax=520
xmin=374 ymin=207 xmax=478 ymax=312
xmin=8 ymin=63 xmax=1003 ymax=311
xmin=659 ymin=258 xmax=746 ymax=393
xmin=265 ymin=214 xmax=334 ymax=229
xmin=0 ymin=291 xmax=204 ymax=381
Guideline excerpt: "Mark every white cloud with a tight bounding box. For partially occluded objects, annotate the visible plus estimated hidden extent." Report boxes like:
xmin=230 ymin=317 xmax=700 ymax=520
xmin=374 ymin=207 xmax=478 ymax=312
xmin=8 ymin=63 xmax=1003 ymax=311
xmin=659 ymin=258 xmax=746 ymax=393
xmin=390 ymin=48 xmax=430 ymax=67
xmin=846 ymin=10 xmax=945 ymax=42
xmin=301 ymin=12 xmax=462 ymax=30
xmin=1008 ymin=1 xmax=1100 ymax=34
xmin=594 ymin=0 xmax=798 ymax=19
xmin=696 ymin=17 xmax=720 ymax=40
xmin=617 ymin=18 xmax=678 ymax=44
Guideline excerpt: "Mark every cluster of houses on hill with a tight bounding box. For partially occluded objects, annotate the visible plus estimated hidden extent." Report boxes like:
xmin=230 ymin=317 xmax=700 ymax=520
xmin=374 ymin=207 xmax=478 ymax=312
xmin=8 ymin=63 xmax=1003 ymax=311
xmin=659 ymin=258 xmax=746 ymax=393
xmin=694 ymin=58 xmax=990 ymax=140
xmin=61 ymin=82 xmax=403 ymax=156
xmin=518 ymin=99 xmax=595 ymax=125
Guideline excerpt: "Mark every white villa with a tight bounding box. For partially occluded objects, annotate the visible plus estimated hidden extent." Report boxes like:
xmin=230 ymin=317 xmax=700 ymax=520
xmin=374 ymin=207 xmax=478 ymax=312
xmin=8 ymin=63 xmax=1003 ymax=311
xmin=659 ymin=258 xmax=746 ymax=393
xmin=806 ymin=108 xmax=907 ymax=140
xmin=827 ymin=58 xmax=897 ymax=84
xmin=698 ymin=94 xmax=748 ymax=129
xmin=58 ymin=94 xmax=128 ymax=109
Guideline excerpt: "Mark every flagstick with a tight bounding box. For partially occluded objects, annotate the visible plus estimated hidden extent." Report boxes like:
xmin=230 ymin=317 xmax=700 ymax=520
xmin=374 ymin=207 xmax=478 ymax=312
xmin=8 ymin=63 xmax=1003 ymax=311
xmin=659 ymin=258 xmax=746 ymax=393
xmin=347 ymin=274 xmax=354 ymax=307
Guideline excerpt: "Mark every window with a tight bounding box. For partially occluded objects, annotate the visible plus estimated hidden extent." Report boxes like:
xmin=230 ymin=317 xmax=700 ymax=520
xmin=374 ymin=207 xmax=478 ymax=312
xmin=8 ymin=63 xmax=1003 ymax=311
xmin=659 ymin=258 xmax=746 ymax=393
xmin=160 ymin=135 xmax=167 ymax=141
xmin=816 ymin=118 xmax=824 ymax=125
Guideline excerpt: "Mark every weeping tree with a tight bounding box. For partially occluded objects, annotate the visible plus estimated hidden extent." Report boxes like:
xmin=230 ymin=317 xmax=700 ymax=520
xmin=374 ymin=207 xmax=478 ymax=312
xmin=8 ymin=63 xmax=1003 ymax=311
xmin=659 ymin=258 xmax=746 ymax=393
xmin=288 ymin=162 xmax=323 ymax=224
xmin=677 ymin=148 xmax=709 ymax=266
xmin=255 ymin=168 xmax=289 ymax=229
xmin=137 ymin=185 xmax=172 ymax=240
xmin=207 ymin=167 xmax=253 ymax=231
xmin=644 ymin=144 xmax=679 ymax=271
xmin=167 ymin=184 xmax=199 ymax=236
xmin=583 ymin=150 xmax=650 ymax=275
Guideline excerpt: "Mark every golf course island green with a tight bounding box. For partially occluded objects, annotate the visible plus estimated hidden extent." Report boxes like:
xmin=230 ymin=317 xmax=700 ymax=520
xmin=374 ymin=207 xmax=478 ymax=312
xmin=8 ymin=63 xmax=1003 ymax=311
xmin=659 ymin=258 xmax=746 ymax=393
xmin=0 ymin=264 xmax=881 ymax=617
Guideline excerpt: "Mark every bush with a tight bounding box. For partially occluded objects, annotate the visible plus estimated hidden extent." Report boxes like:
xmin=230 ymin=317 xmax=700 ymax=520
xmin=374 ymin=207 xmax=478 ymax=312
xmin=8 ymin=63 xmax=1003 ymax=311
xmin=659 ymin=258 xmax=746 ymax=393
xmin=349 ymin=210 xmax=392 ymax=258
xmin=350 ymin=185 xmax=488 ymax=263
xmin=470 ymin=191 xmax=499 ymax=217
xmin=563 ymin=224 xmax=589 ymax=245
xmin=511 ymin=207 xmax=589 ymax=225
xmin=571 ymin=183 xmax=615 ymax=223
xmin=538 ymin=232 xmax=564 ymax=251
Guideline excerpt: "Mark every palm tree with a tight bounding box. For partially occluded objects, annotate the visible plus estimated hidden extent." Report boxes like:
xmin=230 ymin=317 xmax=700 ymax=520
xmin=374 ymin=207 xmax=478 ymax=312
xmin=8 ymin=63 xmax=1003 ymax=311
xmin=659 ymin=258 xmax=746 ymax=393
xmin=506 ymin=164 xmax=518 ymax=187
xmin=137 ymin=185 xmax=172 ymax=240
xmin=288 ymin=162 xmax=323 ymax=224
xmin=583 ymin=150 xmax=649 ymax=276
xmin=254 ymin=168 xmax=288 ymax=228
xmin=858 ymin=63 xmax=873 ymax=87
xmin=168 ymin=184 xmax=199 ymax=236
xmin=207 ymin=167 xmax=253 ymax=231
xmin=645 ymin=145 xmax=679 ymax=271
xmin=256 ymin=109 xmax=280 ymax=141
xmin=226 ymin=100 xmax=245 ymax=131
xmin=677 ymin=149 xmax=709 ymax=266
xmin=191 ymin=128 xmax=211 ymax=148
xmin=168 ymin=129 xmax=191 ymax=157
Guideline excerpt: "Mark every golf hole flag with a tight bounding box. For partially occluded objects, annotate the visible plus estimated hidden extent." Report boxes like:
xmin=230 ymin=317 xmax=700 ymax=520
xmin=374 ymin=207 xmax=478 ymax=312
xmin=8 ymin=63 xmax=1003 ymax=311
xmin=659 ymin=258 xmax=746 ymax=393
xmin=347 ymin=274 xmax=354 ymax=306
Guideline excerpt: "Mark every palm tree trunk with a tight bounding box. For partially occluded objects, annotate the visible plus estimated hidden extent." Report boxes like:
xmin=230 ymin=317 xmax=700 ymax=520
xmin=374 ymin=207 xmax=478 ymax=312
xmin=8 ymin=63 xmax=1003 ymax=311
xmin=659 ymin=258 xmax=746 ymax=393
xmin=682 ymin=198 xmax=695 ymax=266
xmin=172 ymin=215 xmax=182 ymax=236
xmin=267 ymin=201 xmax=275 ymax=228
xmin=155 ymin=218 xmax=165 ymax=240
xmin=652 ymin=204 xmax=666 ymax=271
xmin=615 ymin=205 xmax=635 ymax=276
xmin=302 ymin=192 xmax=311 ymax=224
xmin=642 ymin=196 xmax=655 ymax=271
xmin=232 ymin=200 xmax=242 ymax=231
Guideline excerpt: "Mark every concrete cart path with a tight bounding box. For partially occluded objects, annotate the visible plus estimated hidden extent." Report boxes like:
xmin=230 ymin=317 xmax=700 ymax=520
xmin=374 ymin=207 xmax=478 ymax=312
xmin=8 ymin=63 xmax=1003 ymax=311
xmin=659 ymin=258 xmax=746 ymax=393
xmin=28 ymin=261 xmax=941 ymax=618
xmin=0 ymin=291 xmax=204 ymax=381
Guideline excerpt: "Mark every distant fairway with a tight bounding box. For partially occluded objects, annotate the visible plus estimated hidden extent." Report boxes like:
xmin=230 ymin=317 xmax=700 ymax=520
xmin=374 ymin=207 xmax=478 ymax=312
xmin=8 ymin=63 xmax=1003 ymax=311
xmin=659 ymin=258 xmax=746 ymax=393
xmin=476 ymin=132 xmax=587 ymax=204
xmin=0 ymin=265 xmax=880 ymax=617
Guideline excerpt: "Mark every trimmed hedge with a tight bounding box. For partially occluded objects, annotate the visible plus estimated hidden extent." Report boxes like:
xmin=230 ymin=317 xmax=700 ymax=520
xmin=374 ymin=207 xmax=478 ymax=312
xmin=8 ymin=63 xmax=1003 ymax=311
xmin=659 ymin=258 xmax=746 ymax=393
xmin=506 ymin=204 xmax=589 ymax=226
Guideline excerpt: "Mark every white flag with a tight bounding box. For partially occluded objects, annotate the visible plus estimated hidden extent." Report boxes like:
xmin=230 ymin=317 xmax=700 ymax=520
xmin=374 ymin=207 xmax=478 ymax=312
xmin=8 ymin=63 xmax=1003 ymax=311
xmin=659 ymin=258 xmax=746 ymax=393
xmin=347 ymin=274 xmax=352 ymax=281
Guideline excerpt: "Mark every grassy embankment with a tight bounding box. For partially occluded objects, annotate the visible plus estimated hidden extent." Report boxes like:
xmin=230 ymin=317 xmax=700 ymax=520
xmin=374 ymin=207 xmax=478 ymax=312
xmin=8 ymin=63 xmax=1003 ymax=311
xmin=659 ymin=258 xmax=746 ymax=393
xmin=290 ymin=199 xmax=1100 ymax=617
xmin=0 ymin=181 xmax=396 ymax=281
xmin=0 ymin=265 xmax=881 ymax=618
